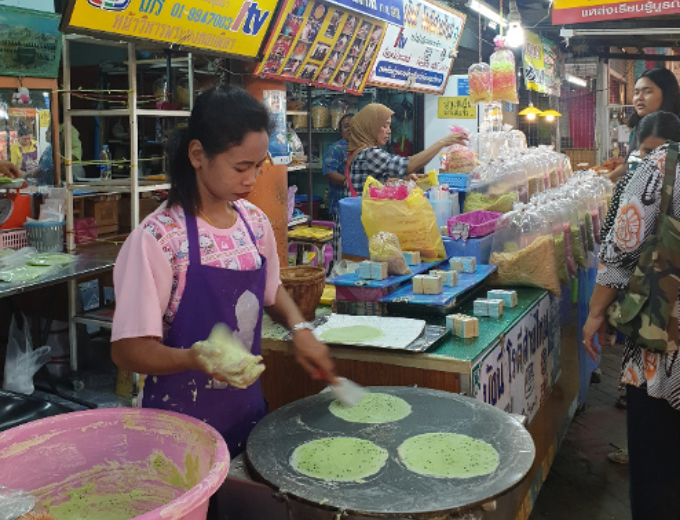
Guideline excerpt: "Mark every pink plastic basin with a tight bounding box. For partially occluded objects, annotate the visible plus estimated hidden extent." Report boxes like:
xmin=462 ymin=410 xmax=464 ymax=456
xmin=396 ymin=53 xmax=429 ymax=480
xmin=0 ymin=408 xmax=230 ymax=520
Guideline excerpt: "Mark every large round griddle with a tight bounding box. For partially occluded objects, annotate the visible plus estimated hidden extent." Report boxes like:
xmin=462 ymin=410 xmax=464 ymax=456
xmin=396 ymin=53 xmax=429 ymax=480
xmin=246 ymin=387 xmax=535 ymax=517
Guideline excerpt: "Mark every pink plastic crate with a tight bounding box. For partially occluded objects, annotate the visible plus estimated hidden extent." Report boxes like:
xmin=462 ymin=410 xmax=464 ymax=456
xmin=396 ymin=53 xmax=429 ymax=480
xmin=447 ymin=211 xmax=502 ymax=240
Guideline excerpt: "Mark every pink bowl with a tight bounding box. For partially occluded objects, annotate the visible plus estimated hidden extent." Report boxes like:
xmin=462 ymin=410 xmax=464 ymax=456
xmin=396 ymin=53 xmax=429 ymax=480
xmin=0 ymin=408 xmax=230 ymax=520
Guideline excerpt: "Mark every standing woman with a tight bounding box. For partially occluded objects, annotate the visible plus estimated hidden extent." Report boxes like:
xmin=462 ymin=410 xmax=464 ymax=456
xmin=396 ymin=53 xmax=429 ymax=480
xmin=324 ymin=113 xmax=352 ymax=264
xmin=583 ymin=112 xmax=680 ymax=519
xmin=10 ymin=123 xmax=38 ymax=177
xmin=599 ymin=68 xmax=680 ymax=413
xmin=111 ymin=86 xmax=336 ymax=455
xmin=346 ymin=103 xmax=466 ymax=197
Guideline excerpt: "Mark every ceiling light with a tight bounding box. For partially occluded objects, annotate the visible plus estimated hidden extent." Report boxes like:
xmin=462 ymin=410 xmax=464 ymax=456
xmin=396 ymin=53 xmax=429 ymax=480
xmin=526 ymin=112 xmax=537 ymax=121
xmin=505 ymin=0 xmax=524 ymax=48
xmin=540 ymin=109 xmax=562 ymax=122
xmin=468 ymin=0 xmax=507 ymax=27
xmin=518 ymin=103 xmax=542 ymax=117
xmin=565 ymin=73 xmax=587 ymax=88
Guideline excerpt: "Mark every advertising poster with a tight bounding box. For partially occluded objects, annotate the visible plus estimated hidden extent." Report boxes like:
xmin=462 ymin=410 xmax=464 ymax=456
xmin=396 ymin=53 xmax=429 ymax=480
xmin=472 ymin=294 xmax=551 ymax=423
xmin=61 ymin=0 xmax=278 ymax=59
xmin=255 ymin=0 xmax=386 ymax=94
xmin=0 ymin=7 xmax=61 ymax=78
xmin=262 ymin=90 xmax=288 ymax=164
xmin=552 ymin=0 xmax=680 ymax=24
xmin=367 ymin=0 xmax=466 ymax=94
xmin=523 ymin=32 xmax=560 ymax=97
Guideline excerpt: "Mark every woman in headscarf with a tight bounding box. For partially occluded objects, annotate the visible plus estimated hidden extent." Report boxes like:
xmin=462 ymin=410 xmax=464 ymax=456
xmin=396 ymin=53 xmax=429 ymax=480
xmin=345 ymin=103 xmax=466 ymax=197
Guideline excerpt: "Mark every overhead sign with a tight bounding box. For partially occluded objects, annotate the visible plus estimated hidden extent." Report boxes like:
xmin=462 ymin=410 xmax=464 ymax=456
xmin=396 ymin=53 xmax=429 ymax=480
xmin=367 ymin=0 xmax=466 ymax=95
xmin=256 ymin=0 xmax=386 ymax=95
xmin=523 ymin=32 xmax=561 ymax=97
xmin=324 ymin=0 xmax=404 ymax=26
xmin=438 ymin=96 xmax=476 ymax=119
xmin=552 ymin=0 xmax=680 ymax=24
xmin=61 ymin=0 xmax=278 ymax=59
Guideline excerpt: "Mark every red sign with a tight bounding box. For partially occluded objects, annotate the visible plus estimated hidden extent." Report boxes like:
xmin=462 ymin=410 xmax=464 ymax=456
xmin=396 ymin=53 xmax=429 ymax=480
xmin=553 ymin=0 xmax=680 ymax=24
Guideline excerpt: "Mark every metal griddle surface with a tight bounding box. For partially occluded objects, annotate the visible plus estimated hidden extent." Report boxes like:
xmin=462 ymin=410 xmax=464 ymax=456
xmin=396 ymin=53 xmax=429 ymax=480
xmin=246 ymin=387 xmax=535 ymax=516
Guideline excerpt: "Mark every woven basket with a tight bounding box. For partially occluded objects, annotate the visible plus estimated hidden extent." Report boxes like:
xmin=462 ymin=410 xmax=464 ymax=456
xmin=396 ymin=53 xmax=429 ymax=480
xmin=281 ymin=266 xmax=326 ymax=322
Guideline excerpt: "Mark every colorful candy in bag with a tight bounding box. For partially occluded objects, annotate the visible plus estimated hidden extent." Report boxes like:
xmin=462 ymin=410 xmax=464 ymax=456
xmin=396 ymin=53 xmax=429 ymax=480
xmin=468 ymin=62 xmax=492 ymax=104
xmin=490 ymin=37 xmax=518 ymax=104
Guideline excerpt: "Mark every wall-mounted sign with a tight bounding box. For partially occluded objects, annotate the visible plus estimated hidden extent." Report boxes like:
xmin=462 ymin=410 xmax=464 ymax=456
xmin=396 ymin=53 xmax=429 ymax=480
xmin=324 ymin=0 xmax=404 ymax=26
xmin=438 ymin=96 xmax=475 ymax=119
xmin=255 ymin=0 xmax=386 ymax=95
xmin=552 ymin=0 xmax=680 ymax=24
xmin=472 ymin=294 xmax=550 ymax=423
xmin=60 ymin=0 xmax=278 ymax=59
xmin=0 ymin=7 xmax=62 ymax=78
xmin=367 ymin=0 xmax=465 ymax=95
xmin=523 ymin=32 xmax=560 ymax=97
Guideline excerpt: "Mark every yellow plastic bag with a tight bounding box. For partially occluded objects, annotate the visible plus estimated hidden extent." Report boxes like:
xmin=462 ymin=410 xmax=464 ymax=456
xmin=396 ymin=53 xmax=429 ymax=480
xmin=361 ymin=177 xmax=446 ymax=259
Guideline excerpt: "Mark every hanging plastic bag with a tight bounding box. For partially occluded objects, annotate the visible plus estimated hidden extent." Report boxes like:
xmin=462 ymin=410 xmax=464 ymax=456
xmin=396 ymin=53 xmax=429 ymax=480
xmin=468 ymin=62 xmax=492 ymax=104
xmin=361 ymin=177 xmax=446 ymax=259
xmin=490 ymin=37 xmax=519 ymax=104
xmin=3 ymin=314 xmax=51 ymax=395
xmin=0 ymin=487 xmax=35 ymax=520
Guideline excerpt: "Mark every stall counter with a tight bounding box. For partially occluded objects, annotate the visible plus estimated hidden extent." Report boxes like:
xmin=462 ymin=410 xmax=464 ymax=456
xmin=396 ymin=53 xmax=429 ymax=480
xmin=261 ymin=287 xmax=550 ymax=410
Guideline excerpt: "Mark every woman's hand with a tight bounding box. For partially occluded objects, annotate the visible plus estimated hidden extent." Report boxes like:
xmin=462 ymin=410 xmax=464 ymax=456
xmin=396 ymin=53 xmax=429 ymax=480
xmin=583 ymin=312 xmax=609 ymax=363
xmin=439 ymin=132 xmax=468 ymax=149
xmin=292 ymin=329 xmax=338 ymax=384
xmin=0 ymin=161 xmax=20 ymax=179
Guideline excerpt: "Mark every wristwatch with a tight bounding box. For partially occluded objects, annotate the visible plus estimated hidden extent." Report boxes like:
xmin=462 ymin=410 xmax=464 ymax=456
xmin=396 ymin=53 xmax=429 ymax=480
xmin=291 ymin=322 xmax=315 ymax=333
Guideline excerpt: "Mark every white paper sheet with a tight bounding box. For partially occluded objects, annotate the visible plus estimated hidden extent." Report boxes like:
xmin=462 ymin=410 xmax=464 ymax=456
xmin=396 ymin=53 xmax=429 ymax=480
xmin=314 ymin=314 xmax=427 ymax=350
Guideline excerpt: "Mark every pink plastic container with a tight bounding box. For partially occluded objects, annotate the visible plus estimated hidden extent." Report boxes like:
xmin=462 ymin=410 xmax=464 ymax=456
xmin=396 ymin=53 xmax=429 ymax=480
xmin=0 ymin=408 xmax=230 ymax=520
xmin=447 ymin=211 xmax=503 ymax=239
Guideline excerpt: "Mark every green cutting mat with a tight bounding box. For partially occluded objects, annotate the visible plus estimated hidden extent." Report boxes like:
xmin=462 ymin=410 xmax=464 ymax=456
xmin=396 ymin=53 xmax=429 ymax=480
xmin=428 ymin=288 xmax=548 ymax=362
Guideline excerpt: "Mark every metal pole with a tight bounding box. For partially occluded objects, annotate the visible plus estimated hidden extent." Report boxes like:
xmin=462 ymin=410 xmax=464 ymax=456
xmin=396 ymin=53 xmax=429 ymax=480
xmin=129 ymin=43 xmax=140 ymax=228
xmin=307 ymin=87 xmax=313 ymax=225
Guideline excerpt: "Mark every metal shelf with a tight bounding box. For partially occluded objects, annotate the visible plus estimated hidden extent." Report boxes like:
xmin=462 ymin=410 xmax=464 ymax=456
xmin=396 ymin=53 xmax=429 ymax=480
xmin=69 ymin=182 xmax=171 ymax=193
xmin=288 ymin=164 xmax=309 ymax=172
xmin=73 ymin=311 xmax=113 ymax=329
xmin=287 ymin=111 xmax=308 ymax=116
xmin=296 ymin=128 xmax=339 ymax=134
xmin=68 ymin=108 xmax=190 ymax=118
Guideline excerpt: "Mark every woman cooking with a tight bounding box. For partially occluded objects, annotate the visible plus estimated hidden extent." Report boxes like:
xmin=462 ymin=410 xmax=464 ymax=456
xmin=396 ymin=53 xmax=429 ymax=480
xmin=10 ymin=123 xmax=38 ymax=177
xmin=111 ymin=86 xmax=337 ymax=456
xmin=346 ymin=103 xmax=466 ymax=197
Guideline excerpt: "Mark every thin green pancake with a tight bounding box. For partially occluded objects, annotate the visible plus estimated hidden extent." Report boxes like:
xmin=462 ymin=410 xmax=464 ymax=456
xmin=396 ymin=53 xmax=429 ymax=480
xmin=398 ymin=433 xmax=500 ymax=479
xmin=329 ymin=393 xmax=412 ymax=424
xmin=290 ymin=437 xmax=388 ymax=482
xmin=319 ymin=325 xmax=384 ymax=344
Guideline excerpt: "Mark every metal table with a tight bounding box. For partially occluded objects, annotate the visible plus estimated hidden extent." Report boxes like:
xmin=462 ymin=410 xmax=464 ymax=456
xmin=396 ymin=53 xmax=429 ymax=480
xmin=0 ymin=247 xmax=116 ymax=408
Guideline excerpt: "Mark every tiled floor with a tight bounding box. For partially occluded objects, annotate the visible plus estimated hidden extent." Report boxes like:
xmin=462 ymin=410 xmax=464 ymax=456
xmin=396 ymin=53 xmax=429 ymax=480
xmin=529 ymin=344 xmax=631 ymax=520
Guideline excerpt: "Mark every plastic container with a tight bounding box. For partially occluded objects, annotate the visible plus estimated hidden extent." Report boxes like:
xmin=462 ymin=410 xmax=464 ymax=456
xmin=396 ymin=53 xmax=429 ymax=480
xmin=438 ymin=173 xmax=472 ymax=190
xmin=447 ymin=210 xmax=502 ymax=239
xmin=468 ymin=62 xmax=492 ymax=104
xmin=490 ymin=39 xmax=518 ymax=104
xmin=0 ymin=408 xmax=230 ymax=520
xmin=100 ymin=145 xmax=112 ymax=180
xmin=23 ymin=221 xmax=65 ymax=252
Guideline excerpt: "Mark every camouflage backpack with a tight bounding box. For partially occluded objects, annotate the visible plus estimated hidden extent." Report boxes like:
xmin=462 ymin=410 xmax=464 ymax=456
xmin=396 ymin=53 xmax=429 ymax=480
xmin=608 ymin=142 xmax=680 ymax=353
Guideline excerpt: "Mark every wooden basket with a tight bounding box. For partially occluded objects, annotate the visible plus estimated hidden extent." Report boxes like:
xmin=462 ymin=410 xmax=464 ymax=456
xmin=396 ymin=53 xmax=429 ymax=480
xmin=281 ymin=266 xmax=326 ymax=322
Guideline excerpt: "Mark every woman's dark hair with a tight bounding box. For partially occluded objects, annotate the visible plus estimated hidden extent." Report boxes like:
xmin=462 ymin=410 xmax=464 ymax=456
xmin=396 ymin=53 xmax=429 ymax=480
xmin=637 ymin=111 xmax=680 ymax=144
xmin=339 ymin=114 xmax=353 ymax=128
xmin=628 ymin=68 xmax=680 ymax=129
xmin=167 ymin=85 xmax=270 ymax=213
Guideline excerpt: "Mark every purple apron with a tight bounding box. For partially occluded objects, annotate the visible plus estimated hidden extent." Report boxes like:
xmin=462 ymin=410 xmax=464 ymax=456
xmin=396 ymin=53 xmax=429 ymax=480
xmin=141 ymin=206 xmax=268 ymax=456
xmin=21 ymin=146 xmax=38 ymax=173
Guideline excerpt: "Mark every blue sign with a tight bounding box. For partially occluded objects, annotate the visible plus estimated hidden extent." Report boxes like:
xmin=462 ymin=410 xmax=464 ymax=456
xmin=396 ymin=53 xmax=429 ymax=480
xmin=373 ymin=60 xmax=445 ymax=88
xmin=324 ymin=0 xmax=404 ymax=26
xmin=457 ymin=77 xmax=469 ymax=96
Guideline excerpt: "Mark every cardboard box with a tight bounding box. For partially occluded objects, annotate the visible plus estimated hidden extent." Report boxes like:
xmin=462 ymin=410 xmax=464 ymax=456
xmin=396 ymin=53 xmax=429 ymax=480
xmin=474 ymin=298 xmax=505 ymax=318
xmin=446 ymin=314 xmax=479 ymax=338
xmin=450 ymin=257 xmax=476 ymax=273
xmin=118 ymin=195 xmax=161 ymax=232
xmin=431 ymin=269 xmax=458 ymax=287
xmin=488 ymin=290 xmax=518 ymax=308
xmin=403 ymin=251 xmax=421 ymax=265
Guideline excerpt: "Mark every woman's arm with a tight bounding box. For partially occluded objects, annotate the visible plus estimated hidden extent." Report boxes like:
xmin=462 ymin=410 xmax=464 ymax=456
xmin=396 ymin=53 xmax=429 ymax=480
xmin=112 ymin=337 xmax=198 ymax=375
xmin=406 ymin=133 xmax=467 ymax=175
xmin=583 ymin=284 xmax=618 ymax=362
xmin=327 ymin=171 xmax=346 ymax=186
xmin=266 ymin=285 xmax=337 ymax=383
xmin=607 ymin=162 xmax=627 ymax=183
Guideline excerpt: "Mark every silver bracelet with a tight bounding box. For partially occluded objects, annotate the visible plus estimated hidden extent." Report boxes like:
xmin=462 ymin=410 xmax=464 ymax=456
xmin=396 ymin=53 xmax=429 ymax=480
xmin=290 ymin=322 xmax=315 ymax=333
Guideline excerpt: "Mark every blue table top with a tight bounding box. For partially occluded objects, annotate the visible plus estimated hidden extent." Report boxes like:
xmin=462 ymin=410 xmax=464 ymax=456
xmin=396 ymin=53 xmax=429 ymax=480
xmin=380 ymin=264 xmax=497 ymax=307
xmin=329 ymin=259 xmax=446 ymax=288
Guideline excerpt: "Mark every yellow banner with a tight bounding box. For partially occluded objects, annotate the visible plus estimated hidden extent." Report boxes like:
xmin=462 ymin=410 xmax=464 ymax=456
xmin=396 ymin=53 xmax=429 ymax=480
xmin=523 ymin=32 xmax=544 ymax=94
xmin=554 ymin=0 xmax=631 ymax=7
xmin=438 ymin=97 xmax=475 ymax=119
xmin=62 ymin=0 xmax=278 ymax=59
xmin=39 ymin=110 xmax=51 ymax=128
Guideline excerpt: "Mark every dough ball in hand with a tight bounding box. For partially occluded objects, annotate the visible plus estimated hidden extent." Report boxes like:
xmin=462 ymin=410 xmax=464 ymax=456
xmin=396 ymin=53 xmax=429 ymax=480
xmin=192 ymin=323 xmax=265 ymax=389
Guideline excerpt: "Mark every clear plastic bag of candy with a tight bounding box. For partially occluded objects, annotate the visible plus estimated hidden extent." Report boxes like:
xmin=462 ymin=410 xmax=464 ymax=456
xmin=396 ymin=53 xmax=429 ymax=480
xmin=468 ymin=62 xmax=492 ymax=104
xmin=490 ymin=37 xmax=518 ymax=104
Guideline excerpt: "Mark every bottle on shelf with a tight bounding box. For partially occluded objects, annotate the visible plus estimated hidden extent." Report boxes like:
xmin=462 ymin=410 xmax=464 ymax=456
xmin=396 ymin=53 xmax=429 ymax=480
xmin=100 ymin=145 xmax=112 ymax=180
